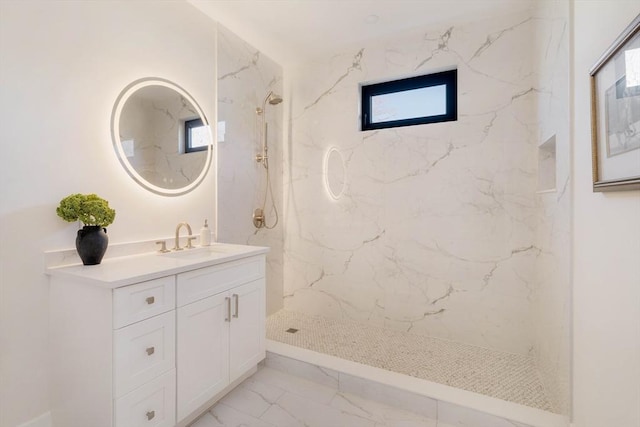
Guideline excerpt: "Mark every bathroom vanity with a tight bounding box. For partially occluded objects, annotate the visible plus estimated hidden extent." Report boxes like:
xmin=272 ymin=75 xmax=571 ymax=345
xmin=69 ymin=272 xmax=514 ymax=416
xmin=47 ymin=244 xmax=268 ymax=427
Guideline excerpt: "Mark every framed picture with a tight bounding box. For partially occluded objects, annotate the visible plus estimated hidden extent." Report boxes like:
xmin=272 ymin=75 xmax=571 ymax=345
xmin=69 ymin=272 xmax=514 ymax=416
xmin=590 ymin=14 xmax=640 ymax=191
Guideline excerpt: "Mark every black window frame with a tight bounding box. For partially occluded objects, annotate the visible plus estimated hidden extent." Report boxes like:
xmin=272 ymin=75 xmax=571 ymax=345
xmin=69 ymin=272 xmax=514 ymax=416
xmin=360 ymin=69 xmax=457 ymax=131
xmin=185 ymin=118 xmax=207 ymax=153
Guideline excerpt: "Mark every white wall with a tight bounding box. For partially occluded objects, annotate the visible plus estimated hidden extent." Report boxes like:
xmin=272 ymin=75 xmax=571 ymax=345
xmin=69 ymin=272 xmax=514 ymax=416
xmin=0 ymin=2 xmax=217 ymax=426
xmin=572 ymin=2 xmax=640 ymax=426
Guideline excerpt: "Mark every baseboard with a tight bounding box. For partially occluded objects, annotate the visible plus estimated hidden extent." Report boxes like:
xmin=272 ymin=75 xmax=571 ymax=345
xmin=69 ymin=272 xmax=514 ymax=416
xmin=16 ymin=412 xmax=52 ymax=427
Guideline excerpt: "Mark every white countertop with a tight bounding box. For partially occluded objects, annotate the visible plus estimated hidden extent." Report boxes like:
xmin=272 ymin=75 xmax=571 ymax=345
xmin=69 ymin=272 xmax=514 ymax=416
xmin=45 ymin=243 xmax=269 ymax=288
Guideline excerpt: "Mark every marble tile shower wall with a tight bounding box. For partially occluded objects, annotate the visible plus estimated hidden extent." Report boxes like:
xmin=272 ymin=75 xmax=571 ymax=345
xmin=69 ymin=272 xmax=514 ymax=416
xmin=532 ymin=0 xmax=571 ymax=415
xmin=283 ymin=9 xmax=540 ymax=356
xmin=217 ymin=25 xmax=284 ymax=314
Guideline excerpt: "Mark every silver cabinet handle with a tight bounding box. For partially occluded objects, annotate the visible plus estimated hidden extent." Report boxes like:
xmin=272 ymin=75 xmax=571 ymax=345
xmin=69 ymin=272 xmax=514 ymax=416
xmin=225 ymin=297 xmax=231 ymax=322
xmin=146 ymin=347 xmax=155 ymax=356
xmin=146 ymin=296 xmax=155 ymax=305
xmin=146 ymin=410 xmax=155 ymax=420
xmin=233 ymin=293 xmax=239 ymax=318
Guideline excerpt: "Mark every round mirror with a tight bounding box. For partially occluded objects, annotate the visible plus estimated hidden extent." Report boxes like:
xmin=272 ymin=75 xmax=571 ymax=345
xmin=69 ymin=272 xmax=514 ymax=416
xmin=111 ymin=78 xmax=213 ymax=196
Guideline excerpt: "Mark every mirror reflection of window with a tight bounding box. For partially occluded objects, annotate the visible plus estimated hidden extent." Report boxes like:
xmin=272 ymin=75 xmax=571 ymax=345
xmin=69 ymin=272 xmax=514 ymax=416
xmin=185 ymin=119 xmax=209 ymax=153
xmin=121 ymin=139 xmax=135 ymax=158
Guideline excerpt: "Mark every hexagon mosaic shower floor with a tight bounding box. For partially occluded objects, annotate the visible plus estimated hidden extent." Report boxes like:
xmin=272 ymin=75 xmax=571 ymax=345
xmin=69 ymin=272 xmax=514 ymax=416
xmin=266 ymin=310 xmax=554 ymax=412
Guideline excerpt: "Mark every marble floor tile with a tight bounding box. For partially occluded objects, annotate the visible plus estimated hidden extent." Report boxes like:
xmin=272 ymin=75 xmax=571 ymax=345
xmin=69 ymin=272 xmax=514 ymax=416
xmin=189 ymin=412 xmax=218 ymax=427
xmin=330 ymin=392 xmax=437 ymax=427
xmin=189 ymin=365 xmax=439 ymax=427
xmin=338 ymin=371 xmax=437 ymax=419
xmin=258 ymin=401 xmax=305 ymax=427
xmin=265 ymin=351 xmax=340 ymax=388
xmin=437 ymin=401 xmax=531 ymax=427
xmin=189 ymin=403 xmax=276 ymax=427
xmin=250 ymin=366 xmax=338 ymax=405
xmin=218 ymin=383 xmax=279 ymax=418
xmin=263 ymin=391 xmax=375 ymax=427
xmin=208 ymin=403 xmax=277 ymax=427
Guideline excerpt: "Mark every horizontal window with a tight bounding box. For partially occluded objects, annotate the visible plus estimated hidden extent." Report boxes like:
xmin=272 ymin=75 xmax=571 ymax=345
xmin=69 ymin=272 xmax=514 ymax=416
xmin=361 ymin=69 xmax=457 ymax=131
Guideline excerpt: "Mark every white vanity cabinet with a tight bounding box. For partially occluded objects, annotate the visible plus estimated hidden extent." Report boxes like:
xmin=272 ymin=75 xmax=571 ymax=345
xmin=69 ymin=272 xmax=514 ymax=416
xmin=176 ymin=257 xmax=265 ymax=422
xmin=47 ymin=247 xmax=267 ymax=427
xmin=49 ymin=275 xmax=178 ymax=427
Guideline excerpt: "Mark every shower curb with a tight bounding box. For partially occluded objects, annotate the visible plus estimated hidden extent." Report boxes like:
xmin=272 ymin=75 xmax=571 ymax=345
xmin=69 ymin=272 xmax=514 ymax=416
xmin=266 ymin=339 xmax=568 ymax=427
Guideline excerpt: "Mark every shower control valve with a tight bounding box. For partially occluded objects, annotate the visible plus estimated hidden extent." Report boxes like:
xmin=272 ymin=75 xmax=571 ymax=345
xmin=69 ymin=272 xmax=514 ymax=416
xmin=253 ymin=208 xmax=265 ymax=228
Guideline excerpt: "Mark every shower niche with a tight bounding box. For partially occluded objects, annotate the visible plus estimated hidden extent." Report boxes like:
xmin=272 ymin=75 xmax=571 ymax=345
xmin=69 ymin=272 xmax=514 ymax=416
xmin=537 ymin=135 xmax=557 ymax=193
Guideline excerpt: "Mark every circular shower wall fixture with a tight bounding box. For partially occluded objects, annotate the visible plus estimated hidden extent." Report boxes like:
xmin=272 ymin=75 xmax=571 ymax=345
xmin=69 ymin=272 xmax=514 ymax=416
xmin=323 ymin=147 xmax=346 ymax=200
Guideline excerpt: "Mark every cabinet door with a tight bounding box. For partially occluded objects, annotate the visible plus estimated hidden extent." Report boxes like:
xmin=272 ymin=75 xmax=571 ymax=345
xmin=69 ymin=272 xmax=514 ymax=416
xmin=176 ymin=292 xmax=229 ymax=422
xmin=229 ymin=279 xmax=265 ymax=382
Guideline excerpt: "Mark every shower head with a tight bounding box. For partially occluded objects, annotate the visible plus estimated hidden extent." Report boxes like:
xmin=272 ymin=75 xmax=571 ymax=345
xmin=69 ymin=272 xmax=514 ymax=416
xmin=257 ymin=91 xmax=283 ymax=115
xmin=268 ymin=93 xmax=283 ymax=105
xmin=261 ymin=91 xmax=283 ymax=109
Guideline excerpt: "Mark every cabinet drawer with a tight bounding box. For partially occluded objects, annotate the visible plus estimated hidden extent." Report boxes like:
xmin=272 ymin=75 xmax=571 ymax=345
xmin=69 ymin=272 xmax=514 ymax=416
xmin=114 ymin=276 xmax=175 ymax=329
xmin=177 ymin=255 xmax=265 ymax=307
xmin=114 ymin=311 xmax=175 ymax=398
xmin=114 ymin=369 xmax=176 ymax=427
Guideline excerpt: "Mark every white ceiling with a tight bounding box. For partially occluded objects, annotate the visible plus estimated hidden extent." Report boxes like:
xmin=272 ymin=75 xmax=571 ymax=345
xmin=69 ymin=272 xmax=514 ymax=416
xmin=190 ymin=0 xmax=532 ymax=65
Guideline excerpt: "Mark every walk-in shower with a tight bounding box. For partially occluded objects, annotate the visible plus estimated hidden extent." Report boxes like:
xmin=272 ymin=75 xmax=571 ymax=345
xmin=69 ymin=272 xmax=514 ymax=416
xmin=253 ymin=90 xmax=282 ymax=229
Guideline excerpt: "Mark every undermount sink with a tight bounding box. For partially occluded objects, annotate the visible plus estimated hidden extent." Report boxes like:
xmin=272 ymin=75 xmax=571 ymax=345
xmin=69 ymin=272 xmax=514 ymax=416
xmin=161 ymin=244 xmax=243 ymax=259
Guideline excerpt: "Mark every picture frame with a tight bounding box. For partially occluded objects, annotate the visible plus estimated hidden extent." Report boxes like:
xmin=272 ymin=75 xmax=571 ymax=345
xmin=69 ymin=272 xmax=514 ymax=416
xmin=590 ymin=14 xmax=640 ymax=192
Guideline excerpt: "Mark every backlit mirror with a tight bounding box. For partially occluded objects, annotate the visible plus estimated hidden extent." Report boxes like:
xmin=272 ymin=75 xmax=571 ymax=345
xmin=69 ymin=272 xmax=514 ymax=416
xmin=111 ymin=78 xmax=213 ymax=196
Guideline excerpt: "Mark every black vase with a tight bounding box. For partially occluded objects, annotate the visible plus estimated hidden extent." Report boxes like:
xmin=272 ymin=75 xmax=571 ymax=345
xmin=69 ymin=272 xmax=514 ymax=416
xmin=76 ymin=226 xmax=108 ymax=265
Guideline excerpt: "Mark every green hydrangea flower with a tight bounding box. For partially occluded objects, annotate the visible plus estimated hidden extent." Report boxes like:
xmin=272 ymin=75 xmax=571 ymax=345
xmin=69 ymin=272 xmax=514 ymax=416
xmin=56 ymin=193 xmax=116 ymax=227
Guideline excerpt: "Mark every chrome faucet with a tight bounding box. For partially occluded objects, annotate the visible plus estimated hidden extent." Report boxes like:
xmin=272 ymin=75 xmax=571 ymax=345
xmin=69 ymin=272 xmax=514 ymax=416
xmin=173 ymin=222 xmax=194 ymax=251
